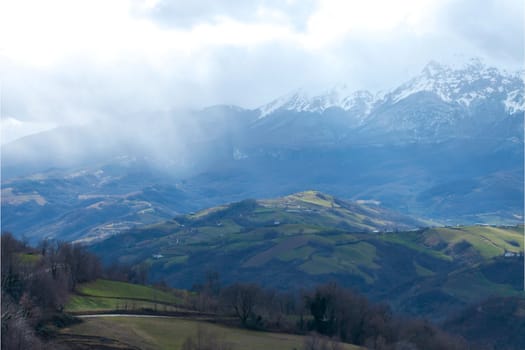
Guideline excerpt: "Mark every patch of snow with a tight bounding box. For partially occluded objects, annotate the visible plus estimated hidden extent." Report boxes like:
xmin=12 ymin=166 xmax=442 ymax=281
xmin=233 ymin=148 xmax=248 ymax=160
xmin=257 ymin=89 xmax=310 ymax=118
xmin=504 ymin=89 xmax=525 ymax=114
xmin=257 ymin=85 xmax=376 ymax=118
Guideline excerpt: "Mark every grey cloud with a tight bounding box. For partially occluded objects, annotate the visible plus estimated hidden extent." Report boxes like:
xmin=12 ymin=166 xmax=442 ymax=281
xmin=2 ymin=42 xmax=338 ymax=127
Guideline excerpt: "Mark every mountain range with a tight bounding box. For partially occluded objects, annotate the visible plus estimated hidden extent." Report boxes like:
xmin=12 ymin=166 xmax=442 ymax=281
xmin=1 ymin=58 xmax=523 ymax=242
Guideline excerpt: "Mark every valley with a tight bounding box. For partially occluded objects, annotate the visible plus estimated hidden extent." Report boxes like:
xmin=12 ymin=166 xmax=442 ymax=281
xmin=2 ymin=59 xmax=524 ymax=349
xmin=2 ymin=1 xmax=524 ymax=348
xmin=2 ymin=61 xmax=523 ymax=244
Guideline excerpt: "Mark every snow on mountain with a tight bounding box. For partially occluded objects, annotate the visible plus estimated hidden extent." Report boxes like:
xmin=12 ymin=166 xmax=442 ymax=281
xmin=386 ymin=58 xmax=524 ymax=109
xmin=504 ymin=89 xmax=525 ymax=114
xmin=258 ymin=85 xmax=378 ymax=120
xmin=258 ymin=89 xmax=310 ymax=118
xmin=257 ymin=58 xmax=524 ymax=119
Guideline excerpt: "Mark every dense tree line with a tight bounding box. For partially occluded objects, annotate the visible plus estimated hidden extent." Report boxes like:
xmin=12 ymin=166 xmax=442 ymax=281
xmin=1 ymin=233 xmax=102 ymax=350
xmin=190 ymin=274 xmax=482 ymax=350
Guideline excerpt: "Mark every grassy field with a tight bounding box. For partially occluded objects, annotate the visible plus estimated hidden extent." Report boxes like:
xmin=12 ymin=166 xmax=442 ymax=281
xmin=78 ymin=280 xmax=181 ymax=303
xmin=17 ymin=252 xmax=42 ymax=264
xmin=379 ymin=225 xmax=524 ymax=261
xmin=66 ymin=295 xmax=183 ymax=313
xmin=423 ymin=226 xmax=523 ymax=258
xmin=60 ymin=316 xmax=361 ymax=350
xmin=66 ymin=279 xmax=184 ymax=313
xmin=61 ymin=278 xmax=363 ymax=349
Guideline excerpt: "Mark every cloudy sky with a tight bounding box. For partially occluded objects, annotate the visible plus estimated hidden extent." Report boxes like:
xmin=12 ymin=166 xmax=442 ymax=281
xmin=1 ymin=0 xmax=523 ymax=143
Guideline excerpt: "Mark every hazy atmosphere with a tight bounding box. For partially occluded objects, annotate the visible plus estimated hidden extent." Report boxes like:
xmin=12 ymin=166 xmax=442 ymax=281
xmin=1 ymin=0 xmax=523 ymax=143
xmin=1 ymin=2 xmax=524 ymax=350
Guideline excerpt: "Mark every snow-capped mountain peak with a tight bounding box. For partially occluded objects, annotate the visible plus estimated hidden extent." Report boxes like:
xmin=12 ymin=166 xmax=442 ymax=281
xmin=257 ymin=88 xmax=311 ymax=118
xmin=421 ymin=60 xmax=447 ymax=78
xmin=257 ymin=84 xmax=377 ymax=119
xmin=387 ymin=58 xmax=524 ymax=110
xmin=257 ymin=58 xmax=524 ymax=120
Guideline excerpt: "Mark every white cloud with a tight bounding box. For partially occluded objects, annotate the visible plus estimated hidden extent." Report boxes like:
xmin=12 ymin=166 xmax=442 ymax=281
xmin=0 ymin=0 xmax=300 ymax=67
xmin=300 ymin=0 xmax=441 ymax=49
xmin=0 ymin=116 xmax=56 ymax=144
xmin=0 ymin=0 xmax=523 ymax=142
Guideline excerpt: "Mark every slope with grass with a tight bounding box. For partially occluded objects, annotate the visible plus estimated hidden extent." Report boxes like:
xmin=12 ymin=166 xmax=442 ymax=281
xmin=58 ymin=316 xmax=361 ymax=350
xmin=66 ymin=279 xmax=186 ymax=313
xmin=444 ymin=296 xmax=525 ymax=350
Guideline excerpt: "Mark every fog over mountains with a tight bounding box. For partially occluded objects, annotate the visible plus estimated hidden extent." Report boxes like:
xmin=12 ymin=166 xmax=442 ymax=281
xmin=2 ymin=59 xmax=523 ymax=241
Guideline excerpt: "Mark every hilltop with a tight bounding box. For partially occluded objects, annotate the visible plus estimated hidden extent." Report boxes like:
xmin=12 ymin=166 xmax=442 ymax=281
xmin=178 ymin=190 xmax=426 ymax=232
xmin=89 ymin=192 xmax=524 ymax=320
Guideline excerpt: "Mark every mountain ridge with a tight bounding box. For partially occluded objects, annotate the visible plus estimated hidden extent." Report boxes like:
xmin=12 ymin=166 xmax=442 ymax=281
xmin=256 ymin=58 xmax=524 ymax=120
xmin=2 ymin=58 xmax=523 ymax=241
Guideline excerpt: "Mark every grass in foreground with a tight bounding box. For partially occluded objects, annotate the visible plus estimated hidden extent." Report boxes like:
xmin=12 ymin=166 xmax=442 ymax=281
xmin=61 ymin=316 xmax=361 ymax=350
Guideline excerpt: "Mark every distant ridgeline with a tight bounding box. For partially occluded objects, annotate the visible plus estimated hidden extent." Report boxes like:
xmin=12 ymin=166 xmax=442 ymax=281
xmin=89 ymin=191 xmax=525 ymax=322
xmin=2 ymin=59 xmax=523 ymax=243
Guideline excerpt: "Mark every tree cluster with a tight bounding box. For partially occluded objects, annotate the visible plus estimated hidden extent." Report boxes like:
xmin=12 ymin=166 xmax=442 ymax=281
xmin=303 ymin=283 xmax=471 ymax=350
xmin=1 ymin=233 xmax=102 ymax=350
xmin=189 ymin=274 xmax=474 ymax=350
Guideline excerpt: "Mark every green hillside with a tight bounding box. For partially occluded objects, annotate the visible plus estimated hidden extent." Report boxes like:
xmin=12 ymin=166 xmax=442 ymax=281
xmin=444 ymin=296 xmax=525 ymax=350
xmin=183 ymin=190 xmax=426 ymax=232
xmin=90 ymin=192 xmax=524 ymax=319
xmin=67 ymin=279 xmax=185 ymax=313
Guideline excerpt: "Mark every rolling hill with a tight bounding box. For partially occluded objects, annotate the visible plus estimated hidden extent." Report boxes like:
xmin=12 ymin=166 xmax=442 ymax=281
xmin=89 ymin=192 xmax=524 ymax=320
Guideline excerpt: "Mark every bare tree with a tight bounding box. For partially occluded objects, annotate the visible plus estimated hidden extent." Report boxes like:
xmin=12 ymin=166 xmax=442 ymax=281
xmin=1 ymin=292 xmax=43 ymax=350
xmin=220 ymin=283 xmax=261 ymax=326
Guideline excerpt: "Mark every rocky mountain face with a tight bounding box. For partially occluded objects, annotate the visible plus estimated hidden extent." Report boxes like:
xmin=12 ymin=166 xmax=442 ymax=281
xmin=250 ymin=58 xmax=523 ymax=145
xmin=2 ymin=59 xmax=523 ymax=241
